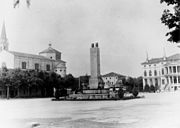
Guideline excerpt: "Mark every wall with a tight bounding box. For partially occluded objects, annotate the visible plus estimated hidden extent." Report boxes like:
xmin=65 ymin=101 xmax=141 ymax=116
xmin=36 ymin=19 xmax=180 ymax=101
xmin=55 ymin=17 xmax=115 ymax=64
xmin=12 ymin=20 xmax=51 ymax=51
xmin=0 ymin=51 xmax=14 ymax=69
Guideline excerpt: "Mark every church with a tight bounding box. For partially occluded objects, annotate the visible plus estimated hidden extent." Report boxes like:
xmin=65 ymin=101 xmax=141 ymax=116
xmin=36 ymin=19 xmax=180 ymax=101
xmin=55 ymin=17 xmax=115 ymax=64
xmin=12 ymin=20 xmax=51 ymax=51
xmin=0 ymin=22 xmax=66 ymax=77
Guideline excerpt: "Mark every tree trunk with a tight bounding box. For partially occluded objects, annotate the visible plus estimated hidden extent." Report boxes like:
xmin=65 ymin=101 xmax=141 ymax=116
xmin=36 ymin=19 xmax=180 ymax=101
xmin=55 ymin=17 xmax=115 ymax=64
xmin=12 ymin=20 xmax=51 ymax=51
xmin=7 ymin=85 xmax=9 ymax=99
xmin=28 ymin=86 xmax=30 ymax=97
xmin=44 ymin=88 xmax=47 ymax=97
xmin=17 ymin=88 xmax=20 ymax=97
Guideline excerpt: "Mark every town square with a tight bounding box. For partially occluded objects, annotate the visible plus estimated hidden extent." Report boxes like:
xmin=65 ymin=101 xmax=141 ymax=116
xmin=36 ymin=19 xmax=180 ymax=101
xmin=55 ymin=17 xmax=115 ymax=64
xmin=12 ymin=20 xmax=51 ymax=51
xmin=0 ymin=0 xmax=179 ymax=128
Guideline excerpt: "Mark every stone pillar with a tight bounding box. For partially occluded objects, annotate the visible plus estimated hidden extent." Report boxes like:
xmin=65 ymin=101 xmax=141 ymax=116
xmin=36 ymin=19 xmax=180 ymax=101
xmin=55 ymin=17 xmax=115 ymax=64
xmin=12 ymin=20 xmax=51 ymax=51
xmin=89 ymin=43 xmax=101 ymax=89
xmin=172 ymin=76 xmax=174 ymax=84
xmin=169 ymin=77 xmax=171 ymax=84
xmin=166 ymin=67 xmax=168 ymax=74
xmin=177 ymin=76 xmax=179 ymax=84
xmin=177 ymin=66 xmax=178 ymax=74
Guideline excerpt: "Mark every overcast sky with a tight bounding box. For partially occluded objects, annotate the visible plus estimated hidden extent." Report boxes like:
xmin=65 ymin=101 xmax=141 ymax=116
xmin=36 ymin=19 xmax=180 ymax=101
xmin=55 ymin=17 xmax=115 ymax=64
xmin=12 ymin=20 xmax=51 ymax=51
xmin=0 ymin=0 xmax=179 ymax=77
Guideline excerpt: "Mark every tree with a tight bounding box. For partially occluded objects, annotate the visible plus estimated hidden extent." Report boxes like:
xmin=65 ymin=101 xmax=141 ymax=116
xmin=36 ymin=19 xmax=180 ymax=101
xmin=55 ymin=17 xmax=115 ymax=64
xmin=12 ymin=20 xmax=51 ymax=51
xmin=150 ymin=85 xmax=155 ymax=93
xmin=135 ymin=77 xmax=143 ymax=92
xmin=132 ymin=87 xmax=139 ymax=97
xmin=0 ymin=67 xmax=13 ymax=99
xmin=118 ymin=87 xmax=124 ymax=99
xmin=13 ymin=0 xmax=31 ymax=8
xmin=144 ymin=84 xmax=150 ymax=92
xmin=160 ymin=0 xmax=180 ymax=43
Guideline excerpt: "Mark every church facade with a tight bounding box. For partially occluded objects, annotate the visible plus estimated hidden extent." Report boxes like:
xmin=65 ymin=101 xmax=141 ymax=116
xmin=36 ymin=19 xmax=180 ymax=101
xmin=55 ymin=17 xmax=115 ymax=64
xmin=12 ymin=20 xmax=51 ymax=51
xmin=142 ymin=53 xmax=180 ymax=91
xmin=0 ymin=23 xmax=66 ymax=77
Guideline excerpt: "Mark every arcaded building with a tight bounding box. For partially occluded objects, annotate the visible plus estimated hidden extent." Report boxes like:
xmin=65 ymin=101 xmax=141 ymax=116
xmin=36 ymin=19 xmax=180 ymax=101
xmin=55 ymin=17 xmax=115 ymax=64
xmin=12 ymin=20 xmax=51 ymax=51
xmin=0 ymin=23 xmax=66 ymax=77
xmin=142 ymin=53 xmax=180 ymax=91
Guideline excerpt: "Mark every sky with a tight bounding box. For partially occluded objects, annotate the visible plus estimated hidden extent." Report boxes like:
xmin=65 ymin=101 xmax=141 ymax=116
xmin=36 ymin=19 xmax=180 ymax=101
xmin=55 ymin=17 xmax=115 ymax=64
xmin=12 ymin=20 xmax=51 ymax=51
xmin=0 ymin=0 xmax=179 ymax=77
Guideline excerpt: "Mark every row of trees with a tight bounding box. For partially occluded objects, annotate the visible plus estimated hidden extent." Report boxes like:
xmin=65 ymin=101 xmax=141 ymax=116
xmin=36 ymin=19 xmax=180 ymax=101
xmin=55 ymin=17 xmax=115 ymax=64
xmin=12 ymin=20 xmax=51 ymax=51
xmin=144 ymin=84 xmax=158 ymax=93
xmin=122 ymin=77 xmax=160 ymax=93
xmin=122 ymin=76 xmax=143 ymax=92
xmin=0 ymin=67 xmax=79 ymax=98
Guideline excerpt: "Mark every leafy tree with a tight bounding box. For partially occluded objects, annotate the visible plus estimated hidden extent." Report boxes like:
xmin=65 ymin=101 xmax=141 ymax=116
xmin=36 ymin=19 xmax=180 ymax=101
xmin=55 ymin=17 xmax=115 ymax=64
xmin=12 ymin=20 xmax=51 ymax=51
xmin=118 ymin=87 xmax=124 ymax=99
xmin=132 ymin=87 xmax=139 ymax=97
xmin=150 ymin=85 xmax=155 ymax=92
xmin=160 ymin=0 xmax=180 ymax=43
xmin=0 ymin=67 xmax=13 ymax=99
xmin=144 ymin=84 xmax=150 ymax=92
xmin=135 ymin=77 xmax=143 ymax=92
xmin=122 ymin=77 xmax=135 ymax=92
xmin=13 ymin=0 xmax=31 ymax=8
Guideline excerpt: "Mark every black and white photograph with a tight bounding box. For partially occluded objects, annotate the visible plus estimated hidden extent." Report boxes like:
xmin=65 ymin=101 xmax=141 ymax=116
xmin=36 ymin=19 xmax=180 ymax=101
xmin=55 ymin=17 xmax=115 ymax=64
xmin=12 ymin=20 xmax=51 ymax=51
xmin=0 ymin=0 xmax=179 ymax=128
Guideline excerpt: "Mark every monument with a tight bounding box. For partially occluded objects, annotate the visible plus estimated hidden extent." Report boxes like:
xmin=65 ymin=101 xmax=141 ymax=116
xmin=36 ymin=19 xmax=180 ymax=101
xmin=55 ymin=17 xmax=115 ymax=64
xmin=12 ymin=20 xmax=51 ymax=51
xmin=89 ymin=42 xmax=101 ymax=89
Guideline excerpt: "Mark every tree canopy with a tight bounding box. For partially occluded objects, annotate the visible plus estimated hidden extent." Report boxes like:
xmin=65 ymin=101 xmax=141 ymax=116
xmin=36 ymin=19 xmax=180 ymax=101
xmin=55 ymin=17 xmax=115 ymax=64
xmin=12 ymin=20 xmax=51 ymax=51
xmin=160 ymin=0 xmax=180 ymax=43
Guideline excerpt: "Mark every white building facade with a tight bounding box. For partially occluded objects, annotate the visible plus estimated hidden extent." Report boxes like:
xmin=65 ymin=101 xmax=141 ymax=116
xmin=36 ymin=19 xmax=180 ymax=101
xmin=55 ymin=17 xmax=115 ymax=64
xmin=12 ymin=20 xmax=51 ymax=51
xmin=102 ymin=72 xmax=124 ymax=88
xmin=0 ymin=23 xmax=66 ymax=77
xmin=142 ymin=54 xmax=180 ymax=91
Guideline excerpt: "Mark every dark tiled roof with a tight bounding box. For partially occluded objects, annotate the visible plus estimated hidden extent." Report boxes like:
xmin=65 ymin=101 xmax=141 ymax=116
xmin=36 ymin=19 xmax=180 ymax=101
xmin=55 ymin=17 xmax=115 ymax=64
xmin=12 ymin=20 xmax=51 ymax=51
xmin=39 ymin=47 xmax=61 ymax=54
xmin=102 ymin=72 xmax=125 ymax=77
xmin=141 ymin=53 xmax=180 ymax=65
xmin=167 ymin=54 xmax=180 ymax=61
xmin=9 ymin=51 xmax=54 ymax=61
xmin=141 ymin=58 xmax=164 ymax=64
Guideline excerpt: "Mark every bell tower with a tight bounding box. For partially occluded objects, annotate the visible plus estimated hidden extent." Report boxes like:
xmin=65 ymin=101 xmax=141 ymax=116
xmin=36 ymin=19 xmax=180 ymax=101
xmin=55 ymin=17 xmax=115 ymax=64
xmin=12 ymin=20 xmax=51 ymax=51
xmin=0 ymin=22 xmax=9 ymax=52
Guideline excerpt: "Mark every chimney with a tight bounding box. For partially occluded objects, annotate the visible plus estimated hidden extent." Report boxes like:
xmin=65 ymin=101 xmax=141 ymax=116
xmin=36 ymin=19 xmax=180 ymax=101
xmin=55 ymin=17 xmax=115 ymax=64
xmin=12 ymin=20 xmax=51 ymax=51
xmin=95 ymin=42 xmax=98 ymax=47
xmin=49 ymin=43 xmax=52 ymax=47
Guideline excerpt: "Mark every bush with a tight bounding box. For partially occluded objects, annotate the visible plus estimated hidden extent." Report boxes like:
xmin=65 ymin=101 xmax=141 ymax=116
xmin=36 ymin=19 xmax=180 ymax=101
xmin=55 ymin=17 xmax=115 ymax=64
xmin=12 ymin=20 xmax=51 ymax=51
xmin=118 ymin=87 xmax=124 ymax=99
xmin=132 ymin=87 xmax=139 ymax=97
xmin=55 ymin=90 xmax=60 ymax=99
xmin=150 ymin=85 xmax=155 ymax=92
xmin=144 ymin=84 xmax=150 ymax=92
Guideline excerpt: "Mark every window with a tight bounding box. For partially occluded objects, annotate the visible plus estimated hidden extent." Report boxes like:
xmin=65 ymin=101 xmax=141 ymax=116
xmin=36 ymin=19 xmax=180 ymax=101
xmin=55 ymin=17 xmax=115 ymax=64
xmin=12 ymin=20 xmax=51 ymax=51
xmin=162 ymin=79 xmax=165 ymax=85
xmin=154 ymin=64 xmax=156 ymax=66
xmin=149 ymin=70 xmax=152 ymax=76
xmin=144 ymin=65 xmax=146 ymax=67
xmin=154 ymin=70 xmax=157 ymax=76
xmin=149 ymin=65 xmax=151 ymax=67
xmin=178 ymin=66 xmax=180 ymax=73
xmin=174 ymin=76 xmax=177 ymax=83
xmin=144 ymin=71 xmax=147 ymax=76
xmin=162 ymin=68 xmax=164 ymax=75
xmin=46 ymin=64 xmax=50 ymax=71
xmin=155 ymin=78 xmax=158 ymax=86
xmin=169 ymin=67 xmax=172 ymax=73
xmin=150 ymin=79 xmax=153 ymax=85
xmin=22 ymin=62 xmax=26 ymax=69
xmin=173 ymin=66 xmax=176 ymax=73
xmin=35 ymin=63 xmax=39 ymax=70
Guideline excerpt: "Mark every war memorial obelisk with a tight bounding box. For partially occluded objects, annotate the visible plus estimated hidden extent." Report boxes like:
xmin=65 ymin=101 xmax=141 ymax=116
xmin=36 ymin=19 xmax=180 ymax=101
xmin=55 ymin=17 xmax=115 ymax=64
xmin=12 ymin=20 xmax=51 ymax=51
xmin=89 ymin=42 xmax=101 ymax=89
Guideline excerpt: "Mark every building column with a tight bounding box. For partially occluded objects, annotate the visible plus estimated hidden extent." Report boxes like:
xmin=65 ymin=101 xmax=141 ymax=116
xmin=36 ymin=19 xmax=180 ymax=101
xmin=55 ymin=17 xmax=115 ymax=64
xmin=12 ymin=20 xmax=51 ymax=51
xmin=172 ymin=76 xmax=174 ymax=84
xmin=169 ymin=77 xmax=171 ymax=84
xmin=177 ymin=76 xmax=179 ymax=84
xmin=177 ymin=66 xmax=179 ymax=73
